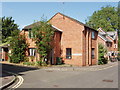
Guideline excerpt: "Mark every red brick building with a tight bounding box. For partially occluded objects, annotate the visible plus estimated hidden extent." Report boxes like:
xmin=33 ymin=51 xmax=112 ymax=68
xmin=98 ymin=28 xmax=118 ymax=59
xmin=21 ymin=12 xmax=98 ymax=66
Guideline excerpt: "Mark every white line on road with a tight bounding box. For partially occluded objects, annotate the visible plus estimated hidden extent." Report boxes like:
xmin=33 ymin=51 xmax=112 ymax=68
xmin=11 ymin=75 xmax=24 ymax=89
xmin=3 ymin=71 xmax=24 ymax=90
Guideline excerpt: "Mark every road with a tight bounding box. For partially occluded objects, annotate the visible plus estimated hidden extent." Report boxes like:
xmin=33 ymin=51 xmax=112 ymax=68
xmin=2 ymin=62 xmax=119 ymax=88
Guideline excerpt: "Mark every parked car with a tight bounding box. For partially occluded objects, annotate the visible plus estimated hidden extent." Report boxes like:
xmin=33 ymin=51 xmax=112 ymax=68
xmin=110 ymin=58 xmax=117 ymax=62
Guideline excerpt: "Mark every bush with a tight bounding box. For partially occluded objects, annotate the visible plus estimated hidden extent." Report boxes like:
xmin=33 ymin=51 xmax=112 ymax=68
xmin=98 ymin=43 xmax=108 ymax=65
xmin=10 ymin=34 xmax=28 ymax=63
xmin=36 ymin=60 xmax=47 ymax=66
xmin=23 ymin=62 xmax=35 ymax=66
xmin=56 ymin=57 xmax=63 ymax=65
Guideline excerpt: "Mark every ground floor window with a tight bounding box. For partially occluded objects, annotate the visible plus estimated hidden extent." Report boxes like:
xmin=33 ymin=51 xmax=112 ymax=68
xmin=66 ymin=48 xmax=72 ymax=59
xmin=28 ymin=48 xmax=36 ymax=56
xmin=92 ymin=48 xmax=95 ymax=59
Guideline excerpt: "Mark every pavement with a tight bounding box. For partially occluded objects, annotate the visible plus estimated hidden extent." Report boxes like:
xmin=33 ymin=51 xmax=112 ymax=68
xmin=1 ymin=61 xmax=118 ymax=72
xmin=42 ymin=61 xmax=118 ymax=71
xmin=0 ymin=71 xmax=16 ymax=89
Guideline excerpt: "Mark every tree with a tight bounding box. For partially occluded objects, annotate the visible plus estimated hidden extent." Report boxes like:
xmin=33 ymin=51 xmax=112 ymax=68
xmin=32 ymin=19 xmax=54 ymax=65
xmin=98 ymin=43 xmax=107 ymax=65
xmin=2 ymin=17 xmax=19 ymax=43
xmin=0 ymin=18 xmax=2 ymax=44
xmin=9 ymin=30 xmax=28 ymax=63
xmin=86 ymin=6 xmax=118 ymax=32
xmin=118 ymin=4 xmax=120 ymax=51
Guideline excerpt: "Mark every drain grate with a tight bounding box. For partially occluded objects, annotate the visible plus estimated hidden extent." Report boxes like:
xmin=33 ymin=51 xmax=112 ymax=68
xmin=46 ymin=70 xmax=53 ymax=72
xmin=53 ymin=85 xmax=59 ymax=87
xmin=4 ymin=77 xmax=9 ymax=79
xmin=103 ymin=79 xmax=113 ymax=82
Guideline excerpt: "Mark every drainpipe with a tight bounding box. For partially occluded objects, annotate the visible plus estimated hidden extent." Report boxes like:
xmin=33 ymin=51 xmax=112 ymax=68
xmin=2 ymin=47 xmax=4 ymax=61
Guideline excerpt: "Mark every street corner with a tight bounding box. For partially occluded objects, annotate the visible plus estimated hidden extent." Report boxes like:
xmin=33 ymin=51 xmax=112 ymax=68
xmin=0 ymin=71 xmax=16 ymax=89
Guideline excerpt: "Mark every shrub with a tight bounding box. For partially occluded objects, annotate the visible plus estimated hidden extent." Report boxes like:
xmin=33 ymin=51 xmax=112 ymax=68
xmin=56 ymin=57 xmax=63 ymax=65
xmin=98 ymin=43 xmax=108 ymax=65
xmin=36 ymin=60 xmax=47 ymax=66
xmin=23 ymin=62 xmax=35 ymax=66
xmin=10 ymin=33 xmax=28 ymax=63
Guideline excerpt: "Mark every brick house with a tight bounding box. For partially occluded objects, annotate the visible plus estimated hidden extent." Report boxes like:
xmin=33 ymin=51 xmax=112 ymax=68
xmin=21 ymin=12 xmax=98 ymax=66
xmin=98 ymin=28 xmax=118 ymax=59
xmin=0 ymin=43 xmax=9 ymax=61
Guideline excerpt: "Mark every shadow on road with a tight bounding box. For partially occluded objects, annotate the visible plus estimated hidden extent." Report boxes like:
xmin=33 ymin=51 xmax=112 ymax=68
xmin=1 ymin=63 xmax=39 ymax=78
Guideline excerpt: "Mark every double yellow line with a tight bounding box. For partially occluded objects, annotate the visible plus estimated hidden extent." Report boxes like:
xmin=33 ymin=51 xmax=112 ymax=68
xmin=3 ymin=71 xmax=24 ymax=89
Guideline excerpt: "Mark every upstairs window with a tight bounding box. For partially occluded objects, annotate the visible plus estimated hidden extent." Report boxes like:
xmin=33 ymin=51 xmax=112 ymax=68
xmin=66 ymin=48 xmax=72 ymax=59
xmin=92 ymin=48 xmax=95 ymax=59
xmin=28 ymin=48 xmax=36 ymax=56
xmin=114 ymin=44 xmax=117 ymax=48
xmin=92 ymin=31 xmax=95 ymax=39
xmin=28 ymin=30 xmax=34 ymax=38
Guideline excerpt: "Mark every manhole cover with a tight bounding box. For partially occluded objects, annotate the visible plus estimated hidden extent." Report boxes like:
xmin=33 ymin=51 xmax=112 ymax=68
xmin=46 ymin=70 xmax=53 ymax=72
xmin=103 ymin=79 xmax=113 ymax=82
xmin=4 ymin=77 xmax=8 ymax=79
xmin=53 ymin=85 xmax=59 ymax=87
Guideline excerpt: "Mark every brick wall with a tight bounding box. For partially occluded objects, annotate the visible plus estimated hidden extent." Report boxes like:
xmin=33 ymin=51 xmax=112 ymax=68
xmin=50 ymin=13 xmax=98 ymax=66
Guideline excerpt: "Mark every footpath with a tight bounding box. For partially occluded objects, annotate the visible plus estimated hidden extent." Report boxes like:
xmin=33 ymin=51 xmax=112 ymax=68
xmin=42 ymin=61 xmax=118 ymax=71
xmin=0 ymin=71 xmax=16 ymax=89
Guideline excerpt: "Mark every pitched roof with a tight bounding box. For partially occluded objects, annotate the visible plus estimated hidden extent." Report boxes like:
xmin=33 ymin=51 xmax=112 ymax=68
xmin=98 ymin=33 xmax=112 ymax=42
xmin=49 ymin=12 xmax=98 ymax=32
xmin=23 ymin=22 xmax=40 ymax=30
xmin=98 ymin=27 xmax=118 ymax=41
xmin=23 ymin=12 xmax=98 ymax=32
xmin=23 ymin=22 xmax=62 ymax=32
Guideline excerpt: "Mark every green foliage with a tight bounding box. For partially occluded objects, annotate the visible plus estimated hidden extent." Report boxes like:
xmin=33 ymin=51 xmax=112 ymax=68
xmin=56 ymin=57 xmax=63 ymax=65
xmin=2 ymin=16 xmax=19 ymax=43
xmin=36 ymin=61 xmax=47 ymax=66
xmin=9 ymin=31 xmax=28 ymax=63
xmin=23 ymin=62 xmax=35 ymax=66
xmin=0 ymin=18 xmax=2 ymax=44
xmin=86 ymin=6 xmax=118 ymax=32
xmin=118 ymin=5 xmax=120 ymax=51
xmin=98 ymin=43 xmax=108 ymax=65
xmin=32 ymin=18 xmax=54 ymax=65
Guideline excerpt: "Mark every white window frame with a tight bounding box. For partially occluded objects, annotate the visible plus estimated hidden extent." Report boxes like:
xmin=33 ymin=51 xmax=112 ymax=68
xmin=29 ymin=48 xmax=36 ymax=56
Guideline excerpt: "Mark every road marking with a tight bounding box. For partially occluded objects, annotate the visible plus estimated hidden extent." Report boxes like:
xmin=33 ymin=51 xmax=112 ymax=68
xmin=11 ymin=75 xmax=24 ymax=89
xmin=3 ymin=71 xmax=24 ymax=89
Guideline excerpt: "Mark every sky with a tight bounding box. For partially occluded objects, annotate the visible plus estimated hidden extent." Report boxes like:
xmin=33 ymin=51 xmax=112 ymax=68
xmin=2 ymin=2 xmax=118 ymax=30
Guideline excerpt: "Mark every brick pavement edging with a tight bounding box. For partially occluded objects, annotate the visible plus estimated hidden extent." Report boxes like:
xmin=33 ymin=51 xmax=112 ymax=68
xmin=1 ymin=61 xmax=118 ymax=72
xmin=43 ymin=61 xmax=118 ymax=71
xmin=0 ymin=71 xmax=17 ymax=89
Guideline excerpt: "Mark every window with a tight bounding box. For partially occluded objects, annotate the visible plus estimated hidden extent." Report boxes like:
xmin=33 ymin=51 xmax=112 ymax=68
xmin=28 ymin=30 xmax=34 ymax=38
xmin=92 ymin=31 xmax=95 ymax=39
xmin=92 ymin=48 xmax=95 ymax=59
xmin=28 ymin=48 xmax=36 ymax=56
xmin=66 ymin=48 xmax=72 ymax=59
xmin=114 ymin=44 xmax=117 ymax=48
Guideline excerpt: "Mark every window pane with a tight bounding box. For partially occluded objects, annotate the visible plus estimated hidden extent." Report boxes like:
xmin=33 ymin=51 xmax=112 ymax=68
xmin=92 ymin=31 xmax=95 ymax=39
xmin=29 ymin=48 xmax=36 ymax=56
xmin=92 ymin=48 xmax=95 ymax=59
xmin=66 ymin=48 xmax=72 ymax=59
